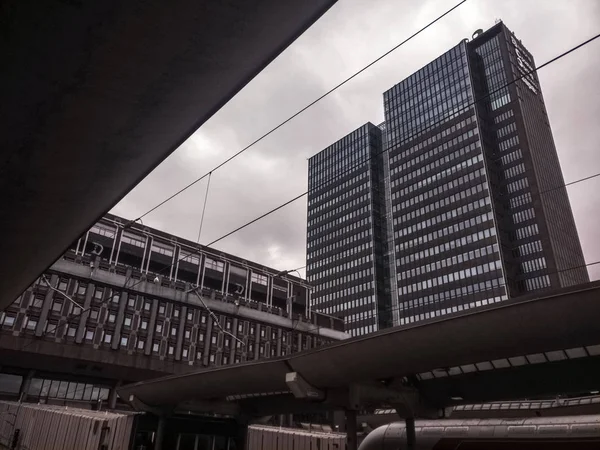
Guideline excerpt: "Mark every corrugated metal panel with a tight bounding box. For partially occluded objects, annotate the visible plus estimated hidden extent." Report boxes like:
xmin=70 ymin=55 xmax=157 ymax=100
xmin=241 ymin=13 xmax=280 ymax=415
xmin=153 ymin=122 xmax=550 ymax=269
xmin=0 ymin=401 xmax=135 ymax=450
xmin=247 ymin=425 xmax=347 ymax=450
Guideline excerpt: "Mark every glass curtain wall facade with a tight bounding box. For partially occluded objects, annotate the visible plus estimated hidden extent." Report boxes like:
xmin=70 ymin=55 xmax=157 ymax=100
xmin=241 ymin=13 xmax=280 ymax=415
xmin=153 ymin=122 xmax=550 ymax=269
xmin=384 ymin=41 xmax=507 ymax=326
xmin=467 ymin=23 xmax=588 ymax=296
xmin=306 ymin=123 xmax=390 ymax=336
xmin=307 ymin=21 xmax=587 ymax=331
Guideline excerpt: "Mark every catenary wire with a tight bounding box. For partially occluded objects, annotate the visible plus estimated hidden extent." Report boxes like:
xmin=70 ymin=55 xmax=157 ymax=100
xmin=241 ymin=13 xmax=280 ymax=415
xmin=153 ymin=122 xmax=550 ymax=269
xmin=117 ymin=31 xmax=600 ymax=294
xmin=124 ymin=0 xmax=469 ymax=226
xmin=196 ymin=172 xmax=213 ymax=244
xmin=201 ymin=31 xmax=600 ymax=248
xmin=19 ymin=31 xmax=600 ymax=348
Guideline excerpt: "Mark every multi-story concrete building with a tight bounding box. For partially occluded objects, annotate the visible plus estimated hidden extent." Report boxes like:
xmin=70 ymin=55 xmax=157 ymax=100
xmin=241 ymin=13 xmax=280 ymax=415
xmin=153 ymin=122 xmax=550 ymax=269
xmin=0 ymin=213 xmax=346 ymax=409
xmin=307 ymin=21 xmax=588 ymax=331
xmin=306 ymin=124 xmax=392 ymax=337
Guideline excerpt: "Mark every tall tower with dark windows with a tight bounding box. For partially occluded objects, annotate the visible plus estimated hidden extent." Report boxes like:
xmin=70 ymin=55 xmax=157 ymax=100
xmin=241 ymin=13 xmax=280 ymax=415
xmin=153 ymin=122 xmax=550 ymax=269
xmin=306 ymin=123 xmax=391 ymax=337
xmin=307 ymin=21 xmax=588 ymax=331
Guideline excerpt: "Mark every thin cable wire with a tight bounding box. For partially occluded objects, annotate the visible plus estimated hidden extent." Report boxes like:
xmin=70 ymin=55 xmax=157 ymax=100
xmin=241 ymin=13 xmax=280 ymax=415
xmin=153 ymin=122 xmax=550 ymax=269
xmin=41 ymin=275 xmax=84 ymax=310
xmin=204 ymin=31 xmax=600 ymax=248
xmin=125 ymin=0 xmax=469 ymax=226
xmin=197 ymin=172 xmax=212 ymax=244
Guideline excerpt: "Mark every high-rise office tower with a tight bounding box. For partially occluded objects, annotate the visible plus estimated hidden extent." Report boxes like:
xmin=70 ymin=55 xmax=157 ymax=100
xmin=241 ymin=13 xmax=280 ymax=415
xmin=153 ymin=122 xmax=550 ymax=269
xmin=306 ymin=124 xmax=392 ymax=336
xmin=307 ymin=21 xmax=588 ymax=331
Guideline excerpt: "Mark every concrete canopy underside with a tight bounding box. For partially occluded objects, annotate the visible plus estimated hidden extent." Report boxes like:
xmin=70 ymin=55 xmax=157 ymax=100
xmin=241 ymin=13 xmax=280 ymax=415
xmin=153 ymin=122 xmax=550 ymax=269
xmin=0 ymin=0 xmax=336 ymax=310
xmin=119 ymin=282 xmax=600 ymax=415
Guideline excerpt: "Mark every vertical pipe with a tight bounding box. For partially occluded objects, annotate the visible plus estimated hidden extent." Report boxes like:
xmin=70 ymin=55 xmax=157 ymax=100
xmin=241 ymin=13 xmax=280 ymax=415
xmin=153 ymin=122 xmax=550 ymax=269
xmin=406 ymin=417 xmax=416 ymax=450
xmin=345 ymin=410 xmax=357 ymax=450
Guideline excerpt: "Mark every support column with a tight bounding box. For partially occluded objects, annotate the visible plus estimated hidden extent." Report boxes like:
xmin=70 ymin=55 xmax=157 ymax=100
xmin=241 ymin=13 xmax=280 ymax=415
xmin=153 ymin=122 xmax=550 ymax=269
xmin=107 ymin=380 xmax=122 ymax=410
xmin=18 ymin=370 xmax=35 ymax=402
xmin=154 ymin=416 xmax=166 ymax=450
xmin=233 ymin=421 xmax=248 ymax=450
xmin=345 ymin=409 xmax=358 ymax=450
xmin=406 ymin=417 xmax=416 ymax=450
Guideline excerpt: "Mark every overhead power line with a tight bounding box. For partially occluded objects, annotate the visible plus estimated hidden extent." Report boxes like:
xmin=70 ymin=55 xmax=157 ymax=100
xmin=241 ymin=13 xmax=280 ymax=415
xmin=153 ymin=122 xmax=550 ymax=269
xmin=114 ymin=30 xmax=600 ymax=295
xmin=124 ymin=0 xmax=469 ymax=226
xmin=202 ymin=31 xmax=600 ymax=248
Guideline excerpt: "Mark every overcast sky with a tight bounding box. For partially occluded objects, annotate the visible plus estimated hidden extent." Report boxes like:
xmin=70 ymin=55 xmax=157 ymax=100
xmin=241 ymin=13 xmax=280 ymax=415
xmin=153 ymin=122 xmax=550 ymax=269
xmin=112 ymin=0 xmax=600 ymax=280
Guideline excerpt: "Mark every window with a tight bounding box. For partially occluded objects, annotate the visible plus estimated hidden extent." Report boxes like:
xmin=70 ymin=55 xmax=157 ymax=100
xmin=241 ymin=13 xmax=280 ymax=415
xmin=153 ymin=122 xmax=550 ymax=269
xmin=168 ymin=345 xmax=174 ymax=355
xmin=90 ymin=309 xmax=99 ymax=320
xmin=251 ymin=273 xmax=268 ymax=286
xmin=209 ymin=354 xmax=215 ymax=363
xmin=77 ymin=284 xmax=86 ymax=295
xmin=173 ymin=307 xmax=180 ymax=318
xmin=158 ymin=304 xmax=166 ymax=315
xmin=144 ymin=301 xmax=151 ymax=311
xmin=171 ymin=326 xmax=177 ymax=337
xmin=184 ymin=329 xmax=191 ymax=339
xmin=32 ymin=296 xmax=44 ymax=308
xmin=182 ymin=347 xmax=189 ymax=359
xmin=58 ymin=280 xmax=68 ymax=291
xmin=103 ymin=332 xmax=112 ymax=344
xmin=140 ymin=319 xmax=148 ymax=331
xmin=225 ymin=319 xmax=232 ymax=330
xmin=137 ymin=339 xmax=145 ymax=350
xmin=111 ymin=293 xmax=120 ymax=304
xmin=52 ymin=301 xmax=63 ymax=313
xmin=238 ymin=323 xmax=243 ymax=333
xmin=152 ymin=342 xmax=160 ymax=353
xmin=197 ymin=351 xmax=203 ymax=361
xmin=94 ymin=288 xmax=104 ymax=300
xmin=45 ymin=321 xmax=57 ymax=336
xmin=156 ymin=322 xmax=163 ymax=333
xmin=25 ymin=317 xmax=37 ymax=331
xmin=260 ymin=328 xmax=265 ymax=338
xmin=67 ymin=326 xmax=77 ymax=337
xmin=85 ymin=328 xmax=95 ymax=341
xmin=107 ymin=313 xmax=116 ymax=324
xmin=124 ymin=315 xmax=132 ymax=327
xmin=121 ymin=335 xmax=129 ymax=347
xmin=201 ymin=314 xmax=207 ymax=324
xmin=187 ymin=311 xmax=193 ymax=321
xmin=128 ymin=297 xmax=135 ymax=308
xmin=211 ymin=335 xmax=217 ymax=345
xmin=205 ymin=258 xmax=224 ymax=272
xmin=198 ymin=334 xmax=204 ymax=342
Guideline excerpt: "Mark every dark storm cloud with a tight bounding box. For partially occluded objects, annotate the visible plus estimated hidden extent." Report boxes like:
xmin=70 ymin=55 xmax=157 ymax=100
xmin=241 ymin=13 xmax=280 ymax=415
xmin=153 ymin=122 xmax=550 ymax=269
xmin=112 ymin=0 xmax=600 ymax=279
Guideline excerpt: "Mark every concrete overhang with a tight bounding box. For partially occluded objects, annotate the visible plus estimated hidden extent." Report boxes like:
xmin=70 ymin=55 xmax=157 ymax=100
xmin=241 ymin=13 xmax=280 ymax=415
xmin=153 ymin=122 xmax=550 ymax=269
xmin=118 ymin=282 xmax=600 ymax=414
xmin=0 ymin=0 xmax=337 ymax=310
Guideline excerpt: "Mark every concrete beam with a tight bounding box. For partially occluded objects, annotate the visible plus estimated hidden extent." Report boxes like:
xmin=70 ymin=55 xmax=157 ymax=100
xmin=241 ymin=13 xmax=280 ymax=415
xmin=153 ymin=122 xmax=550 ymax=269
xmin=51 ymin=258 xmax=348 ymax=340
xmin=286 ymin=372 xmax=325 ymax=401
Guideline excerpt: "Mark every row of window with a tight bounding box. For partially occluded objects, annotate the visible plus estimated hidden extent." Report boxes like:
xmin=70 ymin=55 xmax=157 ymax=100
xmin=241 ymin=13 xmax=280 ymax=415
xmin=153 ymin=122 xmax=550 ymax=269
xmin=494 ymin=109 xmax=514 ymax=124
xmin=515 ymin=223 xmax=540 ymax=240
xmin=309 ymin=226 xmax=371 ymax=252
xmin=499 ymin=135 xmax=520 ymax=152
xmin=504 ymin=163 xmax=525 ymax=180
xmin=513 ymin=240 xmax=543 ymax=257
xmin=513 ymin=208 xmax=535 ymax=224
xmin=393 ymin=167 xmax=486 ymax=213
xmin=509 ymin=191 xmax=532 ymax=209
xmin=313 ymin=268 xmax=374 ymax=293
xmin=308 ymin=171 xmax=368 ymax=207
xmin=392 ymin=153 xmax=483 ymax=195
xmin=307 ymin=194 xmax=370 ymax=227
xmin=399 ymin=259 xmax=503 ymax=295
xmin=397 ymin=211 xmax=494 ymax=252
xmin=395 ymin=181 xmax=488 ymax=226
xmin=521 ymin=257 xmax=547 ymax=274
xmin=398 ymin=244 xmax=500 ymax=282
xmin=499 ymin=147 xmax=523 ymax=166
xmin=506 ymin=176 xmax=529 ymax=194
xmin=308 ymin=183 xmax=368 ymax=217
xmin=400 ymin=277 xmax=506 ymax=310
xmin=309 ymin=254 xmax=372 ymax=282
xmin=318 ymin=295 xmax=377 ymax=315
xmin=497 ymin=121 xmax=517 ymax=138
xmin=397 ymin=225 xmax=497 ymax=267
xmin=313 ymin=282 xmax=374 ymax=304
xmin=308 ymin=216 xmax=370 ymax=244
xmin=308 ymin=204 xmax=370 ymax=230
xmin=308 ymin=253 xmax=373 ymax=279
xmin=395 ymin=197 xmax=491 ymax=239
xmin=309 ymin=230 xmax=371 ymax=257
xmin=524 ymin=275 xmax=551 ymax=292
xmin=389 ymin=115 xmax=476 ymax=165
xmin=390 ymin=128 xmax=479 ymax=184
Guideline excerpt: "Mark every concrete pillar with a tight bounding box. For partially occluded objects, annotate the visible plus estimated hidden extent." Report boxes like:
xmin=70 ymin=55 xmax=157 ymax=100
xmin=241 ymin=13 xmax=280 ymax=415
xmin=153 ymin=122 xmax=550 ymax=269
xmin=406 ymin=417 xmax=416 ymax=450
xmin=107 ymin=380 xmax=122 ymax=410
xmin=18 ymin=370 xmax=35 ymax=402
xmin=154 ymin=416 xmax=166 ymax=450
xmin=345 ymin=409 xmax=358 ymax=450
